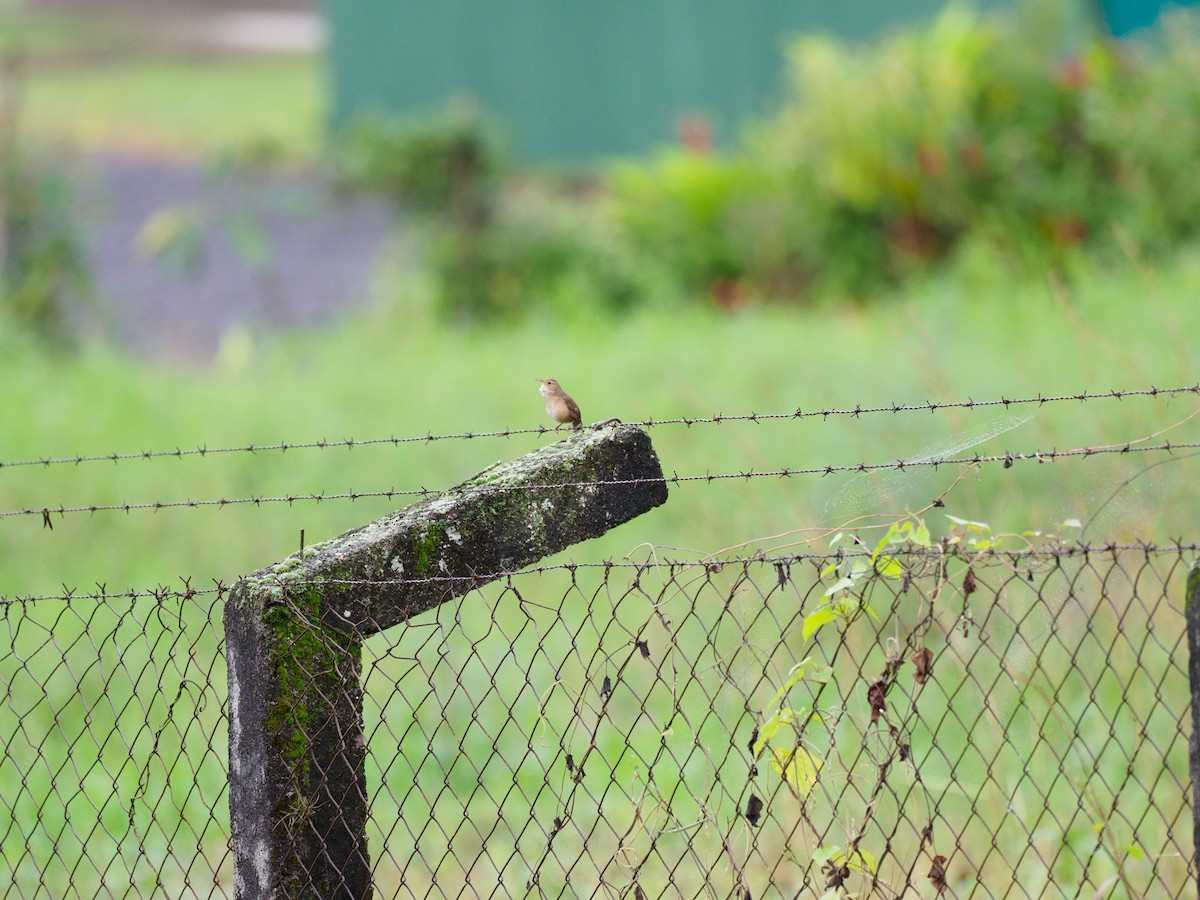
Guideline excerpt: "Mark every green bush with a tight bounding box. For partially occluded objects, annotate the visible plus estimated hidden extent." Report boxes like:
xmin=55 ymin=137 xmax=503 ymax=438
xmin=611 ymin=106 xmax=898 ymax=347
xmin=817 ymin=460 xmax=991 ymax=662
xmin=606 ymin=151 xmax=780 ymax=303
xmin=335 ymin=110 xmax=650 ymax=320
xmin=612 ymin=4 xmax=1200 ymax=303
xmin=452 ymin=184 xmax=646 ymax=320
xmin=341 ymin=5 xmax=1200 ymax=319
xmin=764 ymin=4 xmax=1097 ymax=293
xmin=335 ymin=107 xmax=501 ymax=222
xmin=1086 ymin=12 xmax=1200 ymax=250
xmin=1 ymin=152 xmax=92 ymax=345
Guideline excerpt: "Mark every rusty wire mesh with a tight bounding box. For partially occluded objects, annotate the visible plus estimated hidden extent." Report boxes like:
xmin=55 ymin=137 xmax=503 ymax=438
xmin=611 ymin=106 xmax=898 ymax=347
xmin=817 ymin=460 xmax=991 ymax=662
xmin=0 ymin=545 xmax=1195 ymax=898
xmin=0 ymin=587 xmax=230 ymax=897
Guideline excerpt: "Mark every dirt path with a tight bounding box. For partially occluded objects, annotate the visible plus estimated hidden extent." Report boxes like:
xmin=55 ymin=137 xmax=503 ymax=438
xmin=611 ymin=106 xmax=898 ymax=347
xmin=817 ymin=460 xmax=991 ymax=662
xmin=76 ymin=152 xmax=394 ymax=360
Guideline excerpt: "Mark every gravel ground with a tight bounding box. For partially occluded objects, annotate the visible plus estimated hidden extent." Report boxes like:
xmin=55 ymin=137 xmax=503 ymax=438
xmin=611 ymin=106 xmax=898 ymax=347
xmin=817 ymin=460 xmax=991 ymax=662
xmin=75 ymin=152 xmax=394 ymax=360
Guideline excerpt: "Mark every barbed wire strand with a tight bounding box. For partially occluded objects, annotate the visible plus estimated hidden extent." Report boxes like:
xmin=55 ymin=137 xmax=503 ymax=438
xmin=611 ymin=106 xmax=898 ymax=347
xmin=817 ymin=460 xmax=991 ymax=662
xmin=2 ymin=383 xmax=1197 ymax=473
xmin=2 ymin=539 xmax=1195 ymax=606
xmin=5 ymin=437 xmax=1200 ymax=524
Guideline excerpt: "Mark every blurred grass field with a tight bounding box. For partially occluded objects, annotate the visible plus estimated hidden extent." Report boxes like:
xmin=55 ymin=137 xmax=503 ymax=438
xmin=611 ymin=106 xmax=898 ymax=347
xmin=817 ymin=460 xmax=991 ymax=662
xmin=0 ymin=12 xmax=323 ymax=161
xmin=0 ymin=12 xmax=1198 ymax=896
xmin=5 ymin=257 xmax=1199 ymax=893
xmin=23 ymin=53 xmax=322 ymax=161
xmin=3 ymin=253 xmax=1200 ymax=598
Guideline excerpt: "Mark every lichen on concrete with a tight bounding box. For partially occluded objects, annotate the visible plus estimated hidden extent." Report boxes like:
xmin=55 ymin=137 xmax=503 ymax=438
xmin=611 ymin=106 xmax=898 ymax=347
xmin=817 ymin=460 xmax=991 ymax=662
xmin=234 ymin=423 xmax=667 ymax=635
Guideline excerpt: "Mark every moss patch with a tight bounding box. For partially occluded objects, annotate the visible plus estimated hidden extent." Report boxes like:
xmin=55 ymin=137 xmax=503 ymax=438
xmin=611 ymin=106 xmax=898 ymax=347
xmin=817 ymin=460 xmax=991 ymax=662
xmin=412 ymin=521 xmax=448 ymax=575
xmin=262 ymin=582 xmax=359 ymax=806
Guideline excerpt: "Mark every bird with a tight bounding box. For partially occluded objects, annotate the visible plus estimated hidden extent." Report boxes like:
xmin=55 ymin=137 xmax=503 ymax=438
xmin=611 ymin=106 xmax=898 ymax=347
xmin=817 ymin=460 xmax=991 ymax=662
xmin=537 ymin=378 xmax=582 ymax=430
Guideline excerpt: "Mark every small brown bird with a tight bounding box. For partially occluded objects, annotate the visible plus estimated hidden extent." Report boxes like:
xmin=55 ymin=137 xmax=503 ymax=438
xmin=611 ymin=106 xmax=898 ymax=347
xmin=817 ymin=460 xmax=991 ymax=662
xmin=537 ymin=378 xmax=582 ymax=430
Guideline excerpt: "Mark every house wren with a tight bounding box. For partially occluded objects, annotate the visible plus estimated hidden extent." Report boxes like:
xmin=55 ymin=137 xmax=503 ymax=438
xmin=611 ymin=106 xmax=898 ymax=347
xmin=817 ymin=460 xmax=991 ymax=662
xmin=537 ymin=378 xmax=582 ymax=430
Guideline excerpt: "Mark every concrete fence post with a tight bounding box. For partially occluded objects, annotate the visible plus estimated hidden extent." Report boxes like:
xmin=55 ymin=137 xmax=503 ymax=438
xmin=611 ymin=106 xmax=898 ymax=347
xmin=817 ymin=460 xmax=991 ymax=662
xmin=1187 ymin=564 xmax=1200 ymax=895
xmin=225 ymin=424 xmax=668 ymax=899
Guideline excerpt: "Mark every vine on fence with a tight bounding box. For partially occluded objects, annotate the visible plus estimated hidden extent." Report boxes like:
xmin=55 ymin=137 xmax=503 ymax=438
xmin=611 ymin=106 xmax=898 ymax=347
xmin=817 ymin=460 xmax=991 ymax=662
xmin=735 ymin=485 xmax=1134 ymax=896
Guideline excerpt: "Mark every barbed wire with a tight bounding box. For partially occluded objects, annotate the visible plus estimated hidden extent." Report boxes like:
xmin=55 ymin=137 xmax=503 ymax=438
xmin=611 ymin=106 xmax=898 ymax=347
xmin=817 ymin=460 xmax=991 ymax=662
xmin=2 ymin=539 xmax=1194 ymax=607
xmin=0 ymin=579 xmax=228 ymax=606
xmin=6 ymin=436 xmax=1199 ymax=525
xmin=2 ymin=383 xmax=1197 ymax=473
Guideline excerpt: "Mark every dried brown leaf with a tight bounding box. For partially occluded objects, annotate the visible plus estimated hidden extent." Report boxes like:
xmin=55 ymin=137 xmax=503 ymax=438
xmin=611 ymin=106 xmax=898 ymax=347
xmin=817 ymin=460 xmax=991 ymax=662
xmin=745 ymin=793 xmax=764 ymax=826
xmin=911 ymin=647 xmax=933 ymax=685
xmin=929 ymin=854 xmax=948 ymax=894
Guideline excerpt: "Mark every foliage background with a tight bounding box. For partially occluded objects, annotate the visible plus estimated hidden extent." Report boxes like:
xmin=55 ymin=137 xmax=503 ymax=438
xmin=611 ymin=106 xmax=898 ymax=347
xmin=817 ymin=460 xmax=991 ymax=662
xmin=1 ymin=3 xmax=1199 ymax=897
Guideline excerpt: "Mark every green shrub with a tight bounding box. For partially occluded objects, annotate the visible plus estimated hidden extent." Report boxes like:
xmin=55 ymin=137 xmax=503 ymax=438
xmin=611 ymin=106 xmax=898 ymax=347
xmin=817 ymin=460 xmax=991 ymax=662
xmin=607 ymin=151 xmax=781 ymax=303
xmin=1 ymin=152 xmax=92 ymax=345
xmin=335 ymin=110 xmax=651 ymax=320
xmin=614 ymin=4 xmax=1200 ymax=303
xmin=1085 ymin=11 xmax=1200 ymax=250
xmin=335 ymin=107 xmax=501 ymax=228
xmin=459 ymin=184 xmax=647 ymax=319
xmin=0 ymin=50 xmax=92 ymax=346
xmin=340 ymin=5 xmax=1200 ymax=320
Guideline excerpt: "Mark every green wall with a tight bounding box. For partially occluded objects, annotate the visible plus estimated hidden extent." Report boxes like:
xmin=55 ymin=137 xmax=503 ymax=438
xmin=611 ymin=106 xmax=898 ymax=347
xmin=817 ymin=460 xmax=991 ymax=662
xmin=323 ymin=1 xmax=1012 ymax=163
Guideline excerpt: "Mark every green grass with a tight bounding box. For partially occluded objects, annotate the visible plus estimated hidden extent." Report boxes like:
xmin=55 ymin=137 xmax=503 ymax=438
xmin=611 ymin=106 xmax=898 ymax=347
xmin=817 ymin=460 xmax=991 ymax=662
xmin=20 ymin=53 xmax=323 ymax=161
xmin=0 ymin=17 xmax=96 ymax=53
xmin=0 ymin=12 xmax=315 ymax=158
xmin=3 ymin=248 xmax=1200 ymax=896
xmin=354 ymin=550 xmax=1191 ymax=896
xmin=3 ymin=250 xmax=1200 ymax=597
xmin=0 ymin=11 xmax=322 ymax=162
xmin=1 ymin=18 xmax=1197 ymax=894
xmin=2 ymin=542 xmax=1187 ymax=895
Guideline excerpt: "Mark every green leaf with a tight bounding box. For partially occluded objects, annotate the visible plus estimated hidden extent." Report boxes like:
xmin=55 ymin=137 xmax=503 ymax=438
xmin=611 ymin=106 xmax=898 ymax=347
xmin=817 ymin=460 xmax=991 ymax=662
xmin=803 ymin=605 xmax=838 ymax=640
xmin=767 ymin=657 xmax=814 ymax=706
xmin=812 ymin=845 xmax=840 ymax=866
xmin=753 ymin=706 xmax=799 ymax=755
xmin=808 ymin=665 xmax=834 ymax=683
xmin=846 ymin=847 xmax=878 ymax=874
xmin=755 ymin=658 xmax=828 ymax=752
xmin=946 ymin=514 xmax=992 ymax=532
xmin=873 ymin=524 xmax=901 ymax=554
xmin=136 ymin=207 xmax=190 ymax=257
xmin=768 ymin=745 xmax=821 ymax=795
xmin=813 ymin=845 xmax=878 ymax=876
xmin=873 ymin=553 xmax=903 ymax=579
xmin=223 ymin=211 xmax=272 ymax=270
xmin=136 ymin=206 xmax=207 ymax=270
xmin=822 ymin=575 xmax=856 ymax=598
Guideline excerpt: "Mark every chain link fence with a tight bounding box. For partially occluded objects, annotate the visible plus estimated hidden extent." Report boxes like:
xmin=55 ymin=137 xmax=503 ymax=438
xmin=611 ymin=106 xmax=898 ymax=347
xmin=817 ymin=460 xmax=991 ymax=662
xmin=1 ymin=544 xmax=1194 ymax=897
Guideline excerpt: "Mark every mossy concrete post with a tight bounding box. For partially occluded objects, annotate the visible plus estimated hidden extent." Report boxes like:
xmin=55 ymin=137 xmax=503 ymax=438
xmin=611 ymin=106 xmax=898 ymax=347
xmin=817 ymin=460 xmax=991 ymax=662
xmin=1187 ymin=565 xmax=1200 ymax=894
xmin=226 ymin=424 xmax=668 ymax=899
